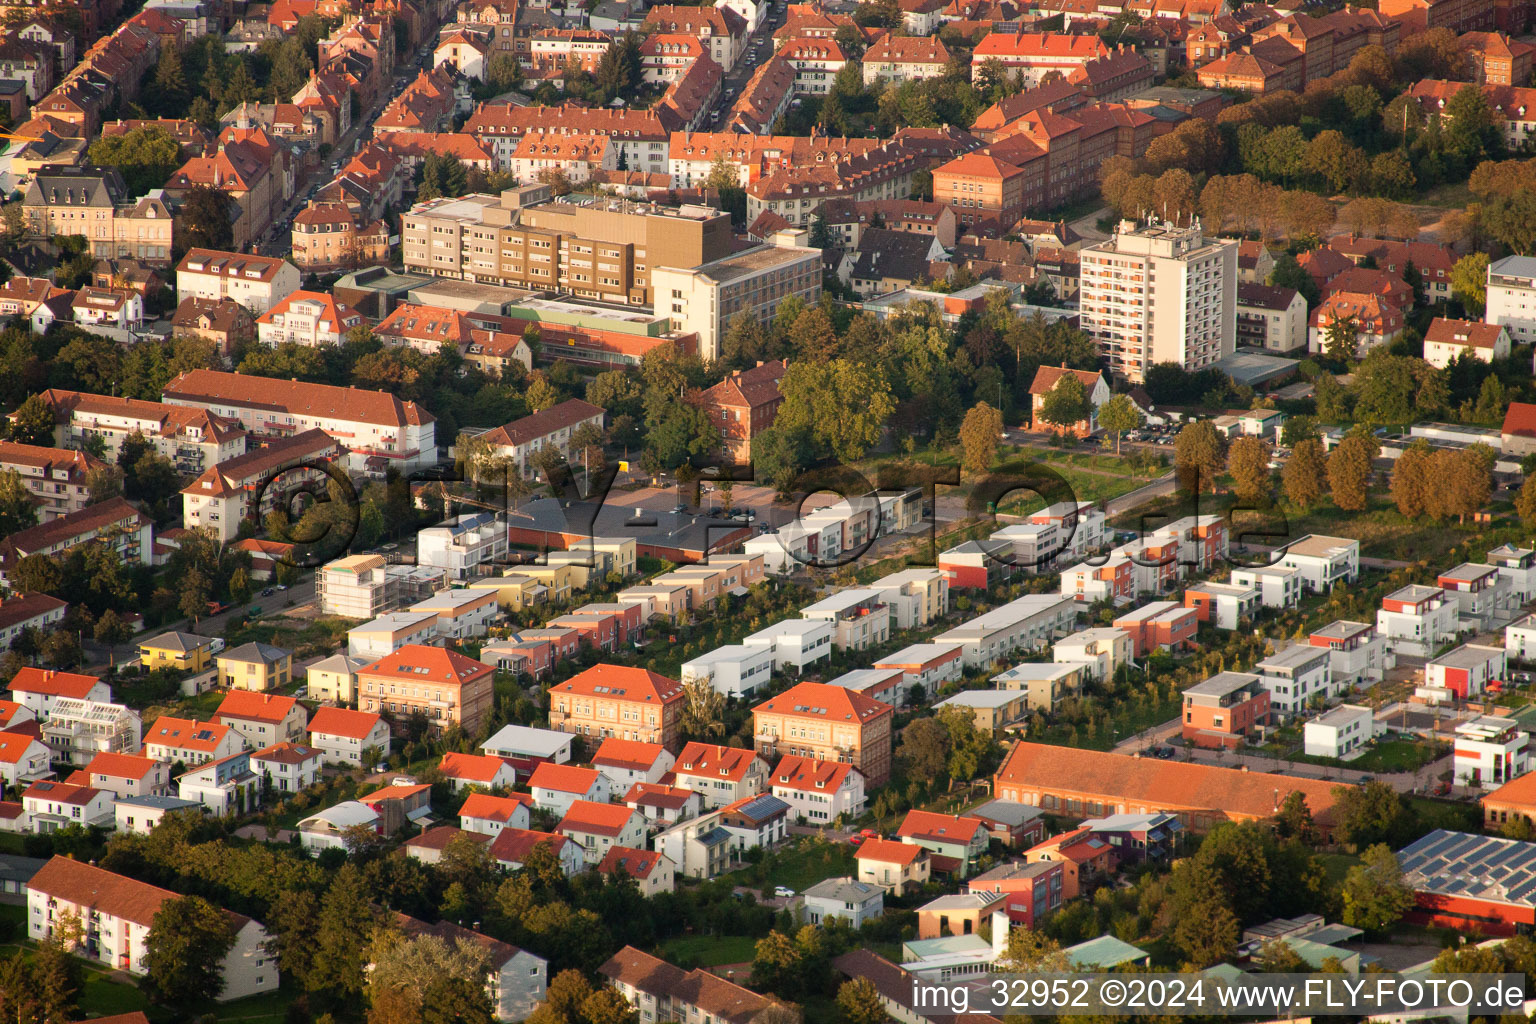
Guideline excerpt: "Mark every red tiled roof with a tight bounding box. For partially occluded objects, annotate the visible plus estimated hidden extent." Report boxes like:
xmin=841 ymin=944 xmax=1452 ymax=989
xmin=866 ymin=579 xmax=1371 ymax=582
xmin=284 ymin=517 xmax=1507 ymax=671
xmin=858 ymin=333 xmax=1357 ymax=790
xmin=529 ymin=762 xmax=603 ymax=794
xmin=144 ymin=717 xmax=231 ymax=754
xmin=481 ymin=399 xmax=605 ymax=448
xmin=856 ymin=837 xmax=924 ymax=865
xmin=1504 ymin=402 xmax=1536 ymax=441
xmin=1425 ymin=318 xmax=1506 ymax=350
xmin=8 ymin=668 xmax=101 ymax=698
xmin=164 ymin=369 xmax=434 ymax=429
xmin=769 ymin=755 xmax=855 ymax=793
xmin=28 ymin=857 xmax=249 ymax=929
xmin=0 ymin=731 xmax=42 ymax=765
xmin=360 ymin=645 xmax=493 ymax=686
xmin=558 ymin=799 xmax=636 ymax=836
xmin=624 ymin=782 xmax=697 ymax=809
xmin=599 ymin=845 xmax=665 ymax=879
xmin=994 ymin=742 xmax=1349 ymax=822
xmin=460 ymin=792 xmax=534 ymax=823
xmin=440 ymin=751 xmax=512 ymax=783
xmin=358 ymin=783 xmax=432 ymax=806
xmin=83 ymin=752 xmax=160 ymax=781
xmin=23 ymin=780 xmax=102 ymax=805
xmin=753 ymin=681 xmax=892 ymax=723
xmin=897 ymin=809 xmax=988 ymax=844
xmin=488 ymin=826 xmax=569 ymax=864
xmin=675 ymin=743 xmax=760 ymax=784
xmin=308 ymin=706 xmax=385 ymax=741
xmin=592 ymin=738 xmax=669 ymax=772
xmin=553 ymin=664 xmax=683 ymax=704
xmin=215 ymin=691 xmax=300 ymax=725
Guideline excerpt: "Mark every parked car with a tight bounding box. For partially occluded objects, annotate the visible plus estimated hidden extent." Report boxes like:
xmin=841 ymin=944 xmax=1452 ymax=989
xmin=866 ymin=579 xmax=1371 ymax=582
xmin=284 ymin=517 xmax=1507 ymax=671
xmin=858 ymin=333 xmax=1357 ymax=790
xmin=671 ymin=503 xmax=689 ymax=514
xmin=773 ymin=886 xmax=796 ymax=899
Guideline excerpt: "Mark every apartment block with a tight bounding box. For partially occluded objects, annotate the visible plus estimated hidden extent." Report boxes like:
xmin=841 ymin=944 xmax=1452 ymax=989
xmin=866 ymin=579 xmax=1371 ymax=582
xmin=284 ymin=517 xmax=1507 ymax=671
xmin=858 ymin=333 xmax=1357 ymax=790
xmin=1079 ymin=219 xmax=1236 ymax=382
xmin=1182 ymin=671 xmax=1270 ymax=748
xmin=174 ymin=249 xmax=301 ymax=314
xmin=181 ymin=429 xmax=342 ymax=542
xmin=318 ymin=554 xmax=446 ymax=619
xmin=651 ymin=238 xmax=823 ymax=361
xmin=163 ymin=369 xmax=436 ymax=476
xmin=25 ymin=389 xmax=246 ymax=477
xmin=401 ymin=184 xmax=732 ymax=306
xmin=1307 ymin=620 xmax=1390 ymax=687
xmin=547 ymin=664 xmax=685 ymax=751
xmin=357 ymin=646 xmax=496 ymax=736
xmin=1377 ymin=584 xmax=1458 ymax=657
xmin=1488 ymin=255 xmax=1536 ymax=345
xmin=1255 ymin=644 xmax=1334 ymax=717
xmin=752 ymin=681 xmax=894 ymax=786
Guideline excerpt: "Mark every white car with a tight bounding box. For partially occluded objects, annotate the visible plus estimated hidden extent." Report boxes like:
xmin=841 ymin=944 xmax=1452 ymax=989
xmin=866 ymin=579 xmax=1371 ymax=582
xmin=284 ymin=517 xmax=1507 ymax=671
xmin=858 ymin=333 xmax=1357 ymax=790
xmin=773 ymin=886 xmax=795 ymax=899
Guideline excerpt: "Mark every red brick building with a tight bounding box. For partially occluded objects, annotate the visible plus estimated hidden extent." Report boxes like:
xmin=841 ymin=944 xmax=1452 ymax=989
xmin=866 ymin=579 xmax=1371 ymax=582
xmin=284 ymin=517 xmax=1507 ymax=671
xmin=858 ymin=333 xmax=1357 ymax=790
xmin=690 ymin=360 xmax=787 ymax=461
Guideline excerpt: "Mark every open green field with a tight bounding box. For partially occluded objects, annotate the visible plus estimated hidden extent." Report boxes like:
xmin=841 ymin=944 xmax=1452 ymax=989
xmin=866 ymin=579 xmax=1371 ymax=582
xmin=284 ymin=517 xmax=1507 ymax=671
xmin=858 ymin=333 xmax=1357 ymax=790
xmin=726 ymin=840 xmax=857 ymax=894
xmin=660 ymin=934 xmax=761 ymax=968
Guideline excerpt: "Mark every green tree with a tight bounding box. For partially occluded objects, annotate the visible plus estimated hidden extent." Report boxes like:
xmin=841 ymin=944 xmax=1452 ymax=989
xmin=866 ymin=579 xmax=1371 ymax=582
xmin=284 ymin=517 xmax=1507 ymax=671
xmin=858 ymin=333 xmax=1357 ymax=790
xmin=1517 ymin=474 xmax=1536 ymax=528
xmin=181 ymin=185 xmax=234 ymax=252
xmin=1227 ymin=436 xmax=1272 ymax=506
xmin=678 ymin=676 xmax=726 ymax=741
xmin=1340 ymin=843 xmax=1414 ymax=932
xmin=145 ymin=895 xmax=237 ymax=1008
xmin=88 ymin=125 xmax=182 ymax=195
xmin=8 ymin=393 xmax=54 ymax=446
xmin=310 ymin=864 xmax=379 ymax=1000
xmin=958 ymin=402 xmax=1003 ymax=474
xmin=774 ymin=359 xmax=895 ymax=462
xmin=1168 ymin=874 xmax=1240 ymax=968
xmin=1323 ymin=314 xmax=1360 ymax=362
xmin=1098 ymin=393 xmax=1142 ymax=455
xmin=1451 ymin=251 xmax=1490 ymax=316
xmin=1326 ymin=434 xmax=1376 ymax=512
xmin=1390 ymin=440 xmax=1432 ymax=517
xmin=1332 ymin=780 xmax=1407 ymax=848
xmin=0 ymin=467 xmax=37 ymax=537
xmin=835 ymin=978 xmax=888 ymax=1024
xmin=1174 ymin=420 xmax=1227 ymax=495
xmin=1036 ymin=372 xmax=1090 ymax=433
xmin=788 ymin=307 xmax=838 ymax=362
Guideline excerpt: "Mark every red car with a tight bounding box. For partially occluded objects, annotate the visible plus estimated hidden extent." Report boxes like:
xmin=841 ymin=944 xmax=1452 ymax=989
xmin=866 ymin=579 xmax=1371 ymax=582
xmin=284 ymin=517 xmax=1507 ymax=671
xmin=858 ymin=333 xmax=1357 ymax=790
xmin=848 ymin=835 xmax=865 ymax=846
xmin=859 ymin=828 xmax=878 ymax=838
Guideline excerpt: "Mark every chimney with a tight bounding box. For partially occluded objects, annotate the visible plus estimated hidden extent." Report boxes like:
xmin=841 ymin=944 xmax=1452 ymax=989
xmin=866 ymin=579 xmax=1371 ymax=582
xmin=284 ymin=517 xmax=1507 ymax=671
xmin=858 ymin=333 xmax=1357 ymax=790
xmin=990 ymin=909 xmax=1011 ymax=958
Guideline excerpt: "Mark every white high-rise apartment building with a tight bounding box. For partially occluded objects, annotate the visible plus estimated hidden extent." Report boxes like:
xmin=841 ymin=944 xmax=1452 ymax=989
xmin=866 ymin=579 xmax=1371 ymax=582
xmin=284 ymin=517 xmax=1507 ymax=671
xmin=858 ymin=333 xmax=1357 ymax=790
xmin=1078 ymin=219 xmax=1237 ymax=383
xmin=1486 ymin=255 xmax=1536 ymax=345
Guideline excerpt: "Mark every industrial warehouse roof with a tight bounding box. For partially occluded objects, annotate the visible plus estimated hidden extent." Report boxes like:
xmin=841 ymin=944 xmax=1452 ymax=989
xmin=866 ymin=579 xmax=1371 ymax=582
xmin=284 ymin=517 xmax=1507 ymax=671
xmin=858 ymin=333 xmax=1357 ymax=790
xmin=1397 ymin=829 xmax=1536 ymax=908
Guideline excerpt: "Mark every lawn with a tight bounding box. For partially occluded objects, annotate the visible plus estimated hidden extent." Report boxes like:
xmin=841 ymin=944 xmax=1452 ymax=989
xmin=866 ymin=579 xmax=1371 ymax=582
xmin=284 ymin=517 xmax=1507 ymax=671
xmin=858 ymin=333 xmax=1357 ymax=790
xmin=221 ymin=615 xmax=360 ymax=659
xmin=1282 ymin=738 xmax=1447 ymax=774
xmin=1318 ymin=853 xmax=1362 ymax=886
xmin=661 ymin=934 xmax=761 ymax=968
xmin=726 ymin=839 xmax=857 ymax=894
xmin=209 ymin=989 xmax=297 ymax=1023
xmin=1406 ymin=796 xmax=1481 ymax=835
xmin=77 ymin=967 xmax=151 ymax=1018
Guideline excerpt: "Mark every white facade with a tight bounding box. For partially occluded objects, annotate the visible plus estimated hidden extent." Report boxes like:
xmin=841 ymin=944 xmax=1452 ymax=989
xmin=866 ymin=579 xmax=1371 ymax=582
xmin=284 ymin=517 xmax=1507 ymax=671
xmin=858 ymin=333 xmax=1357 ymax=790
xmin=1053 ymin=628 xmax=1133 ymax=682
xmin=741 ymin=618 xmax=835 ymax=672
xmin=681 ymin=643 xmax=776 ymax=698
xmin=934 ymin=593 xmax=1078 ymax=669
xmin=1078 ymin=219 xmax=1236 ymax=383
xmin=651 ymin=242 xmax=822 ymax=362
xmin=114 ymin=795 xmax=205 ymax=834
xmin=175 ymin=250 xmax=300 ymax=315
xmin=309 ymin=715 xmax=392 ymax=766
xmin=529 ymin=769 xmax=611 ymax=816
xmin=802 ymin=877 xmax=884 ymax=928
xmin=1508 ymin=614 xmax=1536 ymax=661
xmin=1425 ymin=644 xmax=1508 ymax=700
xmin=800 ymin=589 xmax=892 ymax=651
xmin=1278 ymin=535 xmax=1360 ymax=592
xmin=1303 ymin=704 xmax=1379 ymax=759
xmin=27 ymin=864 xmax=278 ymax=1001
xmin=1453 ymin=715 xmax=1529 ymax=789
xmin=1377 ymin=585 xmax=1458 ymax=658
xmin=416 ymin=513 xmax=508 ymax=580
xmin=1255 ymin=644 xmax=1334 ymax=717
xmin=1230 ymin=564 xmax=1303 ymax=609
xmin=1309 ymin=621 xmax=1390 ymax=687
xmin=1487 ymin=255 xmax=1536 ymax=346
xmin=1186 ymin=582 xmax=1260 ymax=629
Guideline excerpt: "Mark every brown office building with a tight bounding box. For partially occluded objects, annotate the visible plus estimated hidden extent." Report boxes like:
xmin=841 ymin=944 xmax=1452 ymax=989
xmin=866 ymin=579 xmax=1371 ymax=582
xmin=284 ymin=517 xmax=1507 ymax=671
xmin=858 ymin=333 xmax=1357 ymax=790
xmin=400 ymin=184 xmax=733 ymax=306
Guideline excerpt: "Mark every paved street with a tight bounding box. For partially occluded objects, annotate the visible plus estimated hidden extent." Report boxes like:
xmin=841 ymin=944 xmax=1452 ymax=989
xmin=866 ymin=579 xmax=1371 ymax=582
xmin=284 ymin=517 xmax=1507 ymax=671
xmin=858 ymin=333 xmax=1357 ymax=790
xmin=257 ymin=47 xmax=428 ymax=260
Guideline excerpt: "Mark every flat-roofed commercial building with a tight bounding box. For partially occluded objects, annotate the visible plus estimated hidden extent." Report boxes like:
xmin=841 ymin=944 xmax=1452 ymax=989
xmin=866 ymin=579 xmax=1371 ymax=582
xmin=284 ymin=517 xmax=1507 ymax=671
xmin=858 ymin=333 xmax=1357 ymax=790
xmin=652 ymin=237 xmax=822 ymax=361
xmin=401 ymin=185 xmax=733 ymax=307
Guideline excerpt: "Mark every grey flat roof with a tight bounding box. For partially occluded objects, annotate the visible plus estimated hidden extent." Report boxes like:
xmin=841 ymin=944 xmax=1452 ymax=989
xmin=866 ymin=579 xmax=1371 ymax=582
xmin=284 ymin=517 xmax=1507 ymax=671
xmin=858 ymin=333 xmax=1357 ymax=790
xmin=1210 ymin=350 xmax=1300 ymax=387
xmin=1184 ymin=670 xmax=1262 ymax=697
